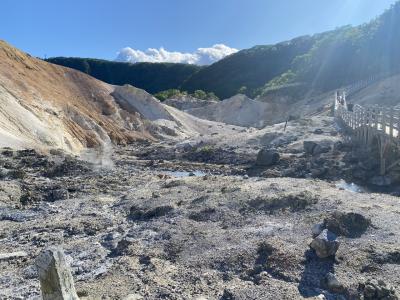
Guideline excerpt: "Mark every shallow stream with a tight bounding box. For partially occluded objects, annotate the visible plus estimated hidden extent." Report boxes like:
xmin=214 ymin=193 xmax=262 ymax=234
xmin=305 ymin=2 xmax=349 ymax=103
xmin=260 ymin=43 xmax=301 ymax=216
xmin=164 ymin=170 xmax=207 ymax=177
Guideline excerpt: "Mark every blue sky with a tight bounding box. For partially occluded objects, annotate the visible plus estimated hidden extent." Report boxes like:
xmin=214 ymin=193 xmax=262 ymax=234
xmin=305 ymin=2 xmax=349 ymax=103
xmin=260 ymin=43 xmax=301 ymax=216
xmin=1 ymin=0 xmax=397 ymax=61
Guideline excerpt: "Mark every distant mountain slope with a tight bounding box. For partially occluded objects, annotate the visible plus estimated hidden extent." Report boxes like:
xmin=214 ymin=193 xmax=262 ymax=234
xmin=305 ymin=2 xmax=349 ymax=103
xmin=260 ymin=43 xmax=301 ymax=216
xmin=46 ymin=57 xmax=202 ymax=94
xmin=47 ymin=2 xmax=400 ymax=101
xmin=181 ymin=36 xmax=316 ymax=99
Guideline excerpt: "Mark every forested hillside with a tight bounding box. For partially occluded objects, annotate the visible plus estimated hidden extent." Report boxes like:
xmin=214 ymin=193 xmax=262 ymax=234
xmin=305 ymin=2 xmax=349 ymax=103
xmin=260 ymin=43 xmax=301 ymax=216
xmin=46 ymin=57 xmax=202 ymax=94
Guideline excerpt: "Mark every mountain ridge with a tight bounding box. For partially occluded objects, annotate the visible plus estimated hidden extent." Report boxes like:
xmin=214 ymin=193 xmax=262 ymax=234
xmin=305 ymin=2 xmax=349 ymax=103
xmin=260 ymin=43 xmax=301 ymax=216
xmin=46 ymin=57 xmax=202 ymax=94
xmin=45 ymin=2 xmax=400 ymax=102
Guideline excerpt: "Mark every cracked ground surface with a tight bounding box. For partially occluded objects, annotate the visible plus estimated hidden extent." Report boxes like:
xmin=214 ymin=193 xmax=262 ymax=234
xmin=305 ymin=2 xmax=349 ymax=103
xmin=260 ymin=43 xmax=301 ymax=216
xmin=0 ymin=117 xmax=399 ymax=299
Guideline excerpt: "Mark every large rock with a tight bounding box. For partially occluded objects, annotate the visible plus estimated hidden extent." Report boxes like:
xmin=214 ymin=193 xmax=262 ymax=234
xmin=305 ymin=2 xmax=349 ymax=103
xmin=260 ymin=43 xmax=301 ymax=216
xmin=303 ymin=141 xmax=317 ymax=155
xmin=255 ymin=149 xmax=280 ymax=166
xmin=303 ymin=140 xmax=332 ymax=155
xmin=324 ymin=211 xmax=371 ymax=238
xmin=360 ymin=279 xmax=398 ymax=300
xmin=35 ymin=247 xmax=79 ymax=300
xmin=310 ymin=229 xmax=340 ymax=258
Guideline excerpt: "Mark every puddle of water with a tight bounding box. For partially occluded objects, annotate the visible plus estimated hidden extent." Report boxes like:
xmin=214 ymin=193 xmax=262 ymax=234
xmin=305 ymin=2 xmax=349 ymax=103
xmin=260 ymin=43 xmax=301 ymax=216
xmin=335 ymin=180 xmax=366 ymax=193
xmin=164 ymin=170 xmax=207 ymax=177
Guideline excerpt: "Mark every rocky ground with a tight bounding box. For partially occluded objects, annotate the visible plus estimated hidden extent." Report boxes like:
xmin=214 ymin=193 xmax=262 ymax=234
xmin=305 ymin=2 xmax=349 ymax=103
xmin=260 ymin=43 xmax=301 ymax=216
xmin=0 ymin=116 xmax=400 ymax=300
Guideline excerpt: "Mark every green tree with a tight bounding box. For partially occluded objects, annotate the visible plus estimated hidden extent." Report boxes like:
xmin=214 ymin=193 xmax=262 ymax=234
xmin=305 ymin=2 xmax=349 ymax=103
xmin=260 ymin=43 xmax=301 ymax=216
xmin=206 ymin=92 xmax=219 ymax=100
xmin=237 ymin=86 xmax=247 ymax=94
xmin=193 ymin=90 xmax=208 ymax=100
xmin=154 ymin=89 xmax=183 ymax=101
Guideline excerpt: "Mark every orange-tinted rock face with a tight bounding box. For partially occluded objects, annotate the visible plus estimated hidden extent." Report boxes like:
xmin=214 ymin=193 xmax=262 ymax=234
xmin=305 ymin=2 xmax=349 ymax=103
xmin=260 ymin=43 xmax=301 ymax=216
xmin=0 ymin=40 xmax=152 ymax=153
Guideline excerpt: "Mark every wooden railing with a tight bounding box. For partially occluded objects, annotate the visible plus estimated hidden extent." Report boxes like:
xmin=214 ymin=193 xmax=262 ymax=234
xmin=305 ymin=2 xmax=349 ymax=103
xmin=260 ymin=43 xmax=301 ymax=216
xmin=334 ymin=91 xmax=400 ymax=140
xmin=334 ymin=91 xmax=400 ymax=175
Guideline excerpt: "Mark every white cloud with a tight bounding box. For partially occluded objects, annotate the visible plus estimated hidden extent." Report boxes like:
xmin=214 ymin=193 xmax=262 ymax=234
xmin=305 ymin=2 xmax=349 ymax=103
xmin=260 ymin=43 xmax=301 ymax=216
xmin=115 ymin=44 xmax=238 ymax=65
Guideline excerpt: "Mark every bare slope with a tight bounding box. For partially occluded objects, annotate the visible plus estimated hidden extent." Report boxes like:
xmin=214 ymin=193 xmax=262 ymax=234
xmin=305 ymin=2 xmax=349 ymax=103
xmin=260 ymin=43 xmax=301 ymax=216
xmin=346 ymin=74 xmax=400 ymax=107
xmin=185 ymin=72 xmax=400 ymax=130
xmin=0 ymin=40 xmax=151 ymax=153
xmin=187 ymin=94 xmax=291 ymax=128
xmin=0 ymin=40 xmax=246 ymax=155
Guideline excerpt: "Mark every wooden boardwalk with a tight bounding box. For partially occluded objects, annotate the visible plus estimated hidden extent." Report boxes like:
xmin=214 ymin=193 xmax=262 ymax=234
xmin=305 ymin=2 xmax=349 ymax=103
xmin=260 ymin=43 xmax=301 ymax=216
xmin=334 ymin=91 xmax=400 ymax=175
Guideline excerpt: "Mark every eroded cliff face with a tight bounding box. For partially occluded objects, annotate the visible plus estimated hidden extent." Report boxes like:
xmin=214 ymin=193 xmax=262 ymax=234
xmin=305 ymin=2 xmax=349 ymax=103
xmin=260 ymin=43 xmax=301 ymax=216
xmin=0 ymin=40 xmax=152 ymax=154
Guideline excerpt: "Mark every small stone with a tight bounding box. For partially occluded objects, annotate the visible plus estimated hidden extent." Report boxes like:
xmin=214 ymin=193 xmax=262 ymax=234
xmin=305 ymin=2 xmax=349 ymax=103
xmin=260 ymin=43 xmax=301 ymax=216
xmin=255 ymin=148 xmax=280 ymax=167
xmin=310 ymin=229 xmax=340 ymax=258
xmin=313 ymin=144 xmax=331 ymax=155
xmin=314 ymin=128 xmax=324 ymax=134
xmin=163 ymin=180 xmax=182 ymax=188
xmin=323 ymin=272 xmax=344 ymax=293
xmin=45 ymin=188 xmax=69 ymax=202
xmin=123 ymin=294 xmax=144 ymax=300
xmin=311 ymin=168 xmax=327 ymax=177
xmin=312 ymin=223 xmax=324 ymax=238
xmin=0 ymin=167 xmax=8 ymax=178
xmin=364 ymin=284 xmax=377 ymax=298
xmin=35 ymin=247 xmax=79 ymax=300
xmin=77 ymin=290 xmax=89 ymax=297
xmin=333 ymin=141 xmax=344 ymax=150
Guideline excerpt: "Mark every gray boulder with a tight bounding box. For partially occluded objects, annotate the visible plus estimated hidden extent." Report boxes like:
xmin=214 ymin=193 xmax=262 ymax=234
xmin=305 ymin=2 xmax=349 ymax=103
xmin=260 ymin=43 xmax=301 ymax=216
xmin=303 ymin=141 xmax=317 ymax=155
xmin=360 ymin=279 xmax=398 ymax=299
xmin=256 ymin=149 xmax=280 ymax=166
xmin=313 ymin=144 xmax=331 ymax=155
xmin=324 ymin=211 xmax=371 ymax=238
xmin=303 ymin=140 xmax=332 ymax=155
xmin=35 ymin=247 xmax=79 ymax=300
xmin=310 ymin=229 xmax=340 ymax=258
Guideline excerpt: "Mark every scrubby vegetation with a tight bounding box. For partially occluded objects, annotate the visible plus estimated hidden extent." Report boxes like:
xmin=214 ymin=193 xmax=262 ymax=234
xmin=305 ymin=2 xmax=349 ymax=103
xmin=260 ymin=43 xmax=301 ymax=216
xmin=154 ymin=89 xmax=218 ymax=101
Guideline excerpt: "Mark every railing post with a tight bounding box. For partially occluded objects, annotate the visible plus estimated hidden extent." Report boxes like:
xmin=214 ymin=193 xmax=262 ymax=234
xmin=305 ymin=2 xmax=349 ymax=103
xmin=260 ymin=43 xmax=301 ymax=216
xmin=382 ymin=109 xmax=386 ymax=133
xmin=398 ymin=111 xmax=400 ymax=140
